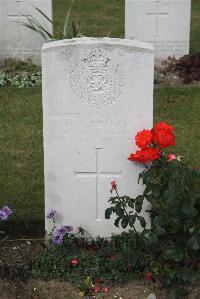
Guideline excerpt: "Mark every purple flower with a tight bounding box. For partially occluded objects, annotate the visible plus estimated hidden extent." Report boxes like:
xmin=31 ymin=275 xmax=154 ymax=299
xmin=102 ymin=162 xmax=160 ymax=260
xmin=2 ymin=206 xmax=12 ymax=216
xmin=52 ymin=225 xmax=73 ymax=246
xmin=64 ymin=225 xmax=73 ymax=233
xmin=55 ymin=226 xmax=68 ymax=236
xmin=52 ymin=234 xmax=63 ymax=245
xmin=47 ymin=209 xmax=56 ymax=219
xmin=55 ymin=225 xmax=73 ymax=237
xmin=0 ymin=206 xmax=12 ymax=221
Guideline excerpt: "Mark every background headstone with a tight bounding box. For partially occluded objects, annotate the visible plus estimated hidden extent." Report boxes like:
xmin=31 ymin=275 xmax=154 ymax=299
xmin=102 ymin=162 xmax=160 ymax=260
xmin=42 ymin=37 xmax=154 ymax=238
xmin=125 ymin=0 xmax=191 ymax=63
xmin=0 ymin=0 xmax=52 ymax=65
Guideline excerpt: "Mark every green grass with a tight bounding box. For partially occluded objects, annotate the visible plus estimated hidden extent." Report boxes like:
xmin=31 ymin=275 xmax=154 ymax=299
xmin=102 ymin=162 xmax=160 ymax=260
xmin=0 ymin=86 xmax=200 ymax=235
xmin=190 ymin=0 xmax=200 ymax=53
xmin=53 ymin=0 xmax=200 ymax=53
xmin=53 ymin=0 xmax=124 ymax=38
xmin=0 ymin=88 xmax=44 ymax=235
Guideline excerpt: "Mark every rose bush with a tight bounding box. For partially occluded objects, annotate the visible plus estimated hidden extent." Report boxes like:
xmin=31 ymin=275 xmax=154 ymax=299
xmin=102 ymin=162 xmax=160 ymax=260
xmin=105 ymin=122 xmax=200 ymax=298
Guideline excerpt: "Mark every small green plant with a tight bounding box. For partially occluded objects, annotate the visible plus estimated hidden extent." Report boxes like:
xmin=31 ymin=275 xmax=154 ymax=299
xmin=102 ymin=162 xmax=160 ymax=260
xmin=22 ymin=3 xmax=83 ymax=42
xmin=31 ymin=210 xmax=149 ymax=286
xmin=0 ymin=72 xmax=41 ymax=88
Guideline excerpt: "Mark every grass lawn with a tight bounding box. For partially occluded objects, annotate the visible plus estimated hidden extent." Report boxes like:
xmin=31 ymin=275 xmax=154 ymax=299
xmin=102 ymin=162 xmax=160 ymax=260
xmin=0 ymin=0 xmax=199 ymax=235
xmin=0 ymin=88 xmax=44 ymax=235
xmin=53 ymin=0 xmax=124 ymax=38
xmin=190 ymin=0 xmax=200 ymax=53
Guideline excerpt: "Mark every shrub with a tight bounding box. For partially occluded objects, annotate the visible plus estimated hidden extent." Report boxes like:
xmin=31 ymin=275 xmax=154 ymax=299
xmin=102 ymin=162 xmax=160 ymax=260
xmin=162 ymin=54 xmax=200 ymax=84
xmin=106 ymin=122 xmax=200 ymax=298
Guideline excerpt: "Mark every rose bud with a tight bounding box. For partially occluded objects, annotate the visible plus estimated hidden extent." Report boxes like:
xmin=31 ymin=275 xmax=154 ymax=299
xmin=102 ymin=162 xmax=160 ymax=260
xmin=70 ymin=258 xmax=78 ymax=266
xmin=102 ymin=287 xmax=110 ymax=293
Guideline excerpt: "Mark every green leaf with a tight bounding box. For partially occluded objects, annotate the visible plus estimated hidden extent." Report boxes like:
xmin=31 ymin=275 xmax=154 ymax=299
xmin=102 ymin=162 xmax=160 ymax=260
xmin=186 ymin=236 xmax=200 ymax=251
xmin=115 ymin=207 xmax=125 ymax=217
xmin=128 ymin=214 xmax=136 ymax=227
xmin=105 ymin=208 xmax=113 ymax=219
xmin=135 ymin=195 xmax=144 ymax=213
xmin=121 ymin=215 xmax=129 ymax=229
xmin=114 ymin=216 xmax=121 ymax=228
xmin=163 ymin=247 xmax=184 ymax=262
xmin=137 ymin=215 xmax=146 ymax=228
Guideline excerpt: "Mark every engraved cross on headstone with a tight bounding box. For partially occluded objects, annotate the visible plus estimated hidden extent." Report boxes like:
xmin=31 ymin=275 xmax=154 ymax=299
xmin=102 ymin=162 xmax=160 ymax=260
xmin=75 ymin=148 xmax=122 ymax=221
xmin=7 ymin=1 xmax=31 ymax=42
xmin=147 ymin=0 xmax=169 ymax=39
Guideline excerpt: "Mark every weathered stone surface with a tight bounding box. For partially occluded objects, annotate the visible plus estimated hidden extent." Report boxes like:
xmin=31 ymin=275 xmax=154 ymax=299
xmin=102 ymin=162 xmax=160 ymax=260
xmin=0 ymin=0 xmax=52 ymax=65
xmin=42 ymin=37 xmax=154 ymax=238
xmin=125 ymin=0 xmax=191 ymax=63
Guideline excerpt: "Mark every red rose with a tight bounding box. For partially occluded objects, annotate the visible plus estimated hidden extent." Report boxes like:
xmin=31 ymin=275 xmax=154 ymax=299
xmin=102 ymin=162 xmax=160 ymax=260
xmin=102 ymin=287 xmax=109 ymax=293
xmin=135 ymin=129 xmax=153 ymax=149
xmin=146 ymin=272 xmax=153 ymax=281
xmin=153 ymin=128 xmax=175 ymax=148
xmin=70 ymin=258 xmax=78 ymax=266
xmin=168 ymin=154 xmax=176 ymax=161
xmin=128 ymin=148 xmax=160 ymax=163
xmin=153 ymin=122 xmax=174 ymax=133
xmin=110 ymin=180 xmax=117 ymax=193
xmin=93 ymin=285 xmax=101 ymax=293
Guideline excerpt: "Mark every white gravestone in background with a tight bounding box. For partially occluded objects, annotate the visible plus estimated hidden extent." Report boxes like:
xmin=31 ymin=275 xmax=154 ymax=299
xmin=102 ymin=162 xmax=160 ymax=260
xmin=42 ymin=38 xmax=154 ymax=238
xmin=125 ymin=0 xmax=191 ymax=63
xmin=0 ymin=0 xmax=52 ymax=65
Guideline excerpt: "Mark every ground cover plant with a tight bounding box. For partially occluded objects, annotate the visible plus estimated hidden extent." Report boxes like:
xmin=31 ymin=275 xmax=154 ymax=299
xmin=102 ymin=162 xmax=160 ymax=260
xmin=0 ymin=59 xmax=41 ymax=88
xmin=31 ymin=228 xmax=147 ymax=287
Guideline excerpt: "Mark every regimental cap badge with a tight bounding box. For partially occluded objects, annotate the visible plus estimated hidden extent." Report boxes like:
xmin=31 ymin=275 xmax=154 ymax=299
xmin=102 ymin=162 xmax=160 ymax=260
xmin=85 ymin=49 xmax=110 ymax=67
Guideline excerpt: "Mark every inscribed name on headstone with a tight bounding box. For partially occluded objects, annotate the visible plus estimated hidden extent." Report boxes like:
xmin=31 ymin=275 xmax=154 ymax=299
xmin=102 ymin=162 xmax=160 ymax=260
xmin=42 ymin=38 xmax=154 ymax=238
xmin=0 ymin=0 xmax=52 ymax=65
xmin=125 ymin=0 xmax=191 ymax=62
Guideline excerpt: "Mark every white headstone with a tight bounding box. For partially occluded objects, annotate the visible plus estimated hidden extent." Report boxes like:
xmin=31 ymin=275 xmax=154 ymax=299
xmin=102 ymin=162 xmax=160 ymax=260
xmin=0 ymin=0 xmax=52 ymax=65
xmin=125 ymin=0 xmax=191 ymax=63
xmin=42 ymin=38 xmax=154 ymax=238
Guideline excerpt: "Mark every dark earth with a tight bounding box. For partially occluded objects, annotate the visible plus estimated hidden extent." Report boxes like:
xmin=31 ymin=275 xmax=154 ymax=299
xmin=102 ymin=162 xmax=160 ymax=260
xmin=0 ymin=240 xmax=199 ymax=299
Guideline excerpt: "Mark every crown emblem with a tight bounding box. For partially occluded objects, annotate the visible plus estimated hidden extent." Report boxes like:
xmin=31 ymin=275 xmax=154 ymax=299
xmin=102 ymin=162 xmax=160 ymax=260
xmin=85 ymin=50 xmax=109 ymax=67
